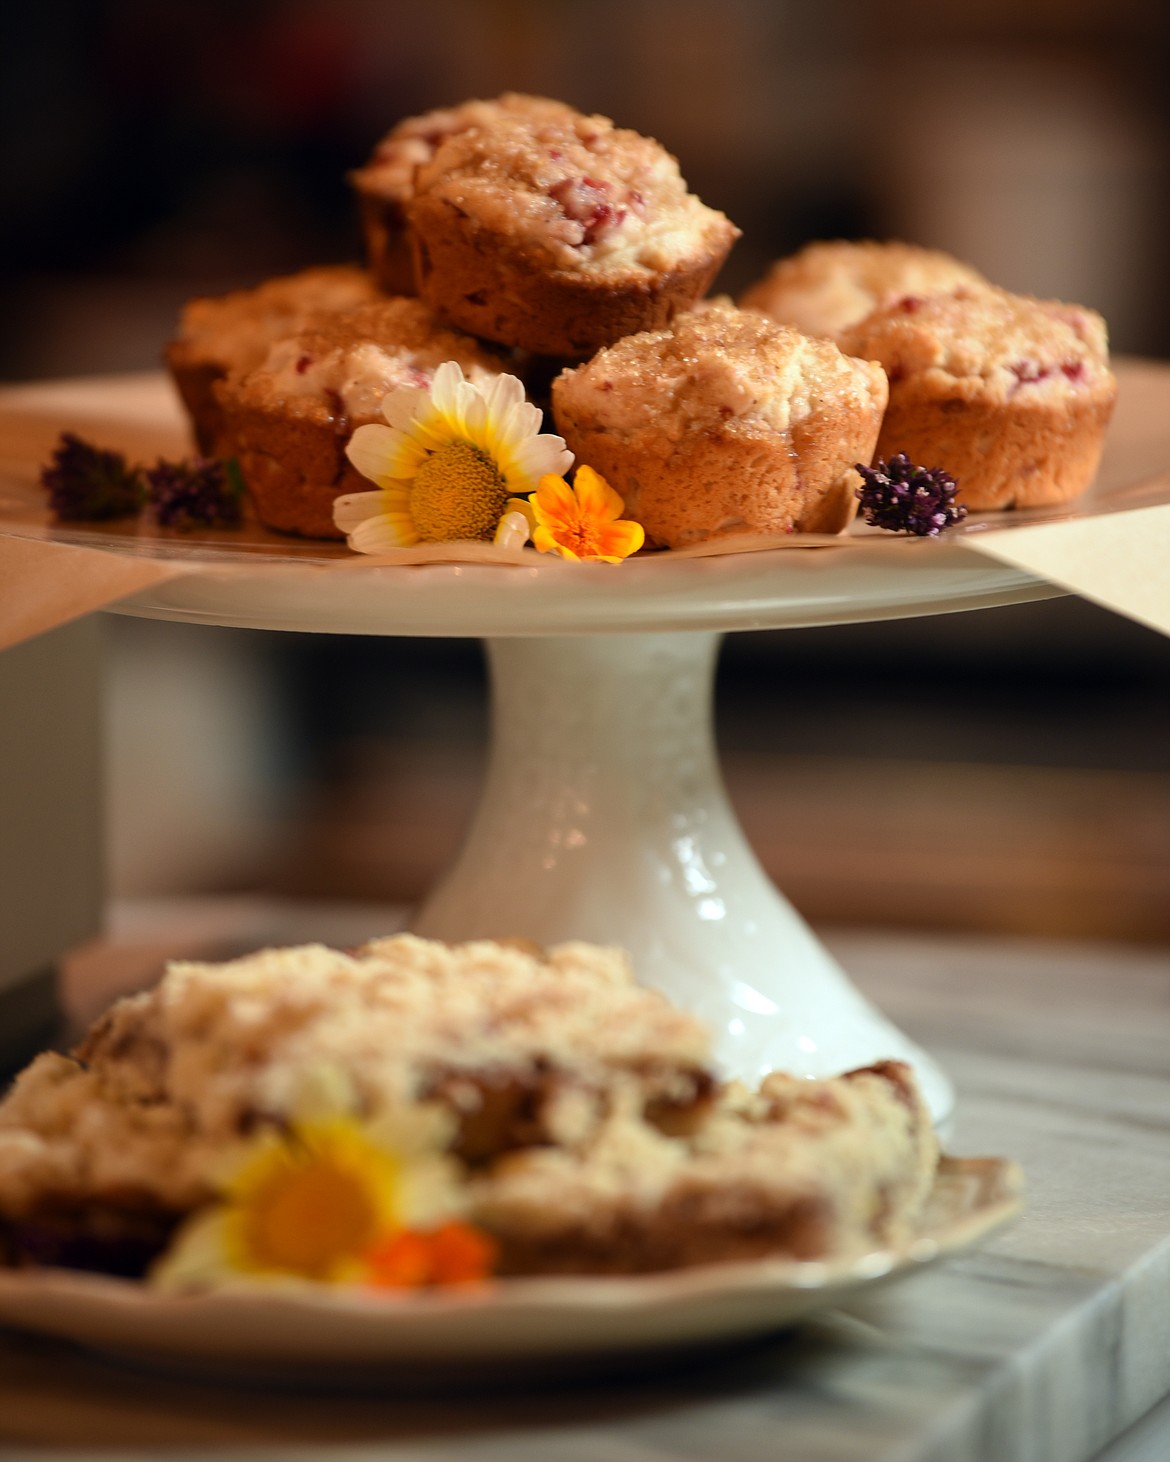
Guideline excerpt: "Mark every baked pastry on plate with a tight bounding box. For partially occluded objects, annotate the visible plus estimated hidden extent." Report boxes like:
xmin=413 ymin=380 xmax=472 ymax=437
xmin=839 ymin=283 xmax=1117 ymax=510
xmin=214 ymin=298 xmax=505 ymax=538
xmin=552 ymin=300 xmax=888 ymax=547
xmin=407 ymin=106 xmax=739 ymax=356
xmin=0 ymin=935 xmax=937 ymax=1283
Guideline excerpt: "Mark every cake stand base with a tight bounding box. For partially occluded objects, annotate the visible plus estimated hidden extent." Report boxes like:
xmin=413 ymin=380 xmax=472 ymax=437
xmin=414 ymin=631 xmax=954 ymax=1125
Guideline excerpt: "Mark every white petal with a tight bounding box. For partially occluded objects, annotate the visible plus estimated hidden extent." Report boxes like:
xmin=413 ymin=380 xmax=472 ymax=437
xmin=332 ymin=490 xmax=389 ymax=533
xmin=506 ymin=434 xmax=574 ymax=491
xmin=381 ymin=386 xmax=431 ymax=431
xmin=344 ymin=424 xmax=400 ymax=484
xmin=350 ymin=514 xmax=419 ymax=552
xmin=429 ymin=361 xmax=468 ymax=419
xmin=493 ymin=510 xmax=531 ymax=550
xmin=480 ymin=372 xmax=526 ymax=419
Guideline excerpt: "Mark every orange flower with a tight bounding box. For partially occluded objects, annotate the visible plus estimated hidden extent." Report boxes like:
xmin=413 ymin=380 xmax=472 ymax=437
xmin=364 ymin=1221 xmax=498 ymax=1289
xmin=530 ymin=465 xmax=644 ymax=563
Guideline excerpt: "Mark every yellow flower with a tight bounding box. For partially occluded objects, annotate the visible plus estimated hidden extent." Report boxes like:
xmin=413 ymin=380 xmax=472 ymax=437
xmin=530 ymin=465 xmax=645 ymax=563
xmin=151 ymin=1111 xmax=463 ymax=1290
xmin=334 ymin=362 xmax=572 ymax=551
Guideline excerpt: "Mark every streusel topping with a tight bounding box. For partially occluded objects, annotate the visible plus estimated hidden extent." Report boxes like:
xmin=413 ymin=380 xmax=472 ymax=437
xmin=741 ymin=240 xmax=985 ymax=340
xmin=230 ymin=298 xmax=503 ymax=421
xmin=839 ymin=284 xmax=1112 ymax=405
xmin=173 ymin=266 xmax=378 ymax=368
xmin=555 ymin=301 xmax=887 ymax=440
xmin=412 ymin=113 xmax=737 ymax=276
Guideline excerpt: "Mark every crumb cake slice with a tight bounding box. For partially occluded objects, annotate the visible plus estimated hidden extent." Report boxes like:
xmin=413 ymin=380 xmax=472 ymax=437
xmin=0 ymin=936 xmax=940 ymax=1281
xmin=350 ymin=93 xmax=580 ymax=294
xmin=740 ymin=240 xmax=985 ymax=342
xmin=407 ymin=108 xmax=739 ymax=356
xmin=164 ymin=265 xmax=380 ymax=455
xmin=839 ymin=283 xmax=1117 ymax=510
xmin=552 ymin=301 xmax=888 ymax=547
xmin=214 ymin=297 xmax=506 ymax=537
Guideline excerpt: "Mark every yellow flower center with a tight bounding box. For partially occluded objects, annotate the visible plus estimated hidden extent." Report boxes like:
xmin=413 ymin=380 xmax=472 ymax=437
xmin=238 ymin=1156 xmax=385 ymax=1279
xmin=410 ymin=442 xmax=509 ymax=542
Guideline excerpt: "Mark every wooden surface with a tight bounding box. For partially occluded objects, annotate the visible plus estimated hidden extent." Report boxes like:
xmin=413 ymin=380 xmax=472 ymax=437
xmin=2 ymin=900 xmax=1169 ymax=1461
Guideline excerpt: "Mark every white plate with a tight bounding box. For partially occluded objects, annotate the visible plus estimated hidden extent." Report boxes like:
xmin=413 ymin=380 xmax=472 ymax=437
xmin=1 ymin=361 xmax=1168 ymax=635
xmin=0 ymin=1156 xmax=1021 ymax=1381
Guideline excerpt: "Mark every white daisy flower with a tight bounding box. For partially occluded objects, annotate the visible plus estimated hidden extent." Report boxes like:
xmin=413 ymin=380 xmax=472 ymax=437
xmin=334 ymin=362 xmax=573 ymax=551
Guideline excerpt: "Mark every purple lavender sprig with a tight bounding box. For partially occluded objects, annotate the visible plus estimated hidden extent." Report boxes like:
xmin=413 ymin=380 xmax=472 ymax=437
xmin=144 ymin=456 xmax=245 ymax=531
xmin=854 ymin=454 xmax=967 ymax=537
xmin=40 ymin=433 xmax=145 ymax=521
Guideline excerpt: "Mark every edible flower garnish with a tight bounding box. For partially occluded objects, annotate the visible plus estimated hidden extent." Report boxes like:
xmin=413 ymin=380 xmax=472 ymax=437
xmin=151 ymin=1111 xmax=494 ymax=1292
xmin=529 ymin=464 xmax=645 ymax=562
xmin=40 ymin=432 xmax=145 ymax=521
xmin=145 ymin=456 xmax=245 ymax=530
xmin=335 ymin=362 xmax=572 ymax=550
xmin=854 ymin=454 xmax=967 ymax=537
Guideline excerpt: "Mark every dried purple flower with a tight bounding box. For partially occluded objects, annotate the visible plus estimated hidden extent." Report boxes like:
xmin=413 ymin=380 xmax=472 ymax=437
xmin=144 ymin=456 xmax=245 ymax=531
xmin=40 ymin=432 xmax=145 ymax=521
xmin=854 ymin=454 xmax=967 ymax=537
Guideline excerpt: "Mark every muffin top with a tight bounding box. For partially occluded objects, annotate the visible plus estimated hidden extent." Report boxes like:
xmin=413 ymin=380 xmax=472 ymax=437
xmin=218 ymin=297 xmax=504 ymax=422
xmin=411 ymin=110 xmax=739 ymax=277
xmin=838 ymin=283 xmax=1113 ymax=405
xmin=554 ymin=301 xmax=887 ymax=442
xmin=741 ymin=240 xmax=985 ymax=341
xmin=350 ymin=93 xmax=578 ymax=205
xmin=171 ymin=265 xmax=379 ymax=371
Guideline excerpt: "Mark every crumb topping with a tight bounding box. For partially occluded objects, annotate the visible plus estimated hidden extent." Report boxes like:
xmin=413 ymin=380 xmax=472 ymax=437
xmin=351 ymin=93 xmax=579 ymax=204
xmin=411 ymin=113 xmax=738 ymax=276
xmin=838 ymin=283 xmax=1113 ymax=404
xmin=554 ymin=301 xmax=887 ymax=441
xmin=741 ymin=240 xmax=985 ymax=340
xmin=172 ymin=266 xmax=378 ymax=372
xmin=225 ymin=298 xmax=504 ymax=422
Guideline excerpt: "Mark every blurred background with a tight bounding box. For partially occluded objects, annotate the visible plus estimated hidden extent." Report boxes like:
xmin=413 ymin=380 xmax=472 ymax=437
xmin=5 ymin=0 xmax=1170 ymax=943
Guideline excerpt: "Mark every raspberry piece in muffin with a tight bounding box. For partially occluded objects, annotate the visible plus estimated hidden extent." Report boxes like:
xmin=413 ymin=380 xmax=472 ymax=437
xmin=838 ymin=283 xmax=1118 ymax=510
xmin=407 ymin=109 xmax=740 ymax=357
xmin=164 ymin=265 xmax=380 ymax=456
xmin=551 ymin=301 xmax=888 ymax=547
xmin=740 ymin=240 xmax=985 ymax=343
xmin=349 ymin=93 xmax=580 ymax=295
xmin=213 ymin=298 xmax=506 ymax=538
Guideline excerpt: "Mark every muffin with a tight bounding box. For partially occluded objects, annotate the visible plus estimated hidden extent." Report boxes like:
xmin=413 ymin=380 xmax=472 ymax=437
xmin=740 ymin=240 xmax=986 ymax=342
xmin=214 ymin=298 xmax=505 ymax=538
xmin=552 ymin=301 xmax=889 ymax=547
xmin=838 ymin=283 xmax=1118 ymax=510
xmin=164 ymin=265 xmax=380 ymax=455
xmin=349 ymin=93 xmax=580 ymax=295
xmin=406 ymin=108 xmax=740 ymax=356
xmin=0 ymin=935 xmax=937 ymax=1281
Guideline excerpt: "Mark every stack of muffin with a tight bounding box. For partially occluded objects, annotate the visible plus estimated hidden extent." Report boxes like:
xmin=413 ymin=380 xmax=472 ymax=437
xmin=166 ymin=93 xmax=1117 ymax=546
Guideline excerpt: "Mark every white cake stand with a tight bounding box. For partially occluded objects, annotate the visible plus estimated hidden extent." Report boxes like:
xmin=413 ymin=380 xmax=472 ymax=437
xmin=5 ymin=362 xmax=1169 ymax=1124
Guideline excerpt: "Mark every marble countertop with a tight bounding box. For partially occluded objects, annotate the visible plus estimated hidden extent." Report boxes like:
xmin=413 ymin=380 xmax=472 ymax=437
xmin=1 ymin=900 xmax=1168 ymax=1461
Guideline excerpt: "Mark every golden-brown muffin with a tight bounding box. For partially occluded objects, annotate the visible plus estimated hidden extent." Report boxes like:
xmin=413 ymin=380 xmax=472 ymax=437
xmin=552 ymin=301 xmax=888 ymax=547
xmin=214 ymin=298 xmax=505 ymax=538
xmin=839 ymin=283 xmax=1117 ymax=510
xmin=407 ymin=108 xmax=739 ymax=357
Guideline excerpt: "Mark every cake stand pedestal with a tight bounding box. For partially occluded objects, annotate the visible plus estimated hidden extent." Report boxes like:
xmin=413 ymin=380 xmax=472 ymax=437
xmin=414 ymin=629 xmax=955 ymax=1119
